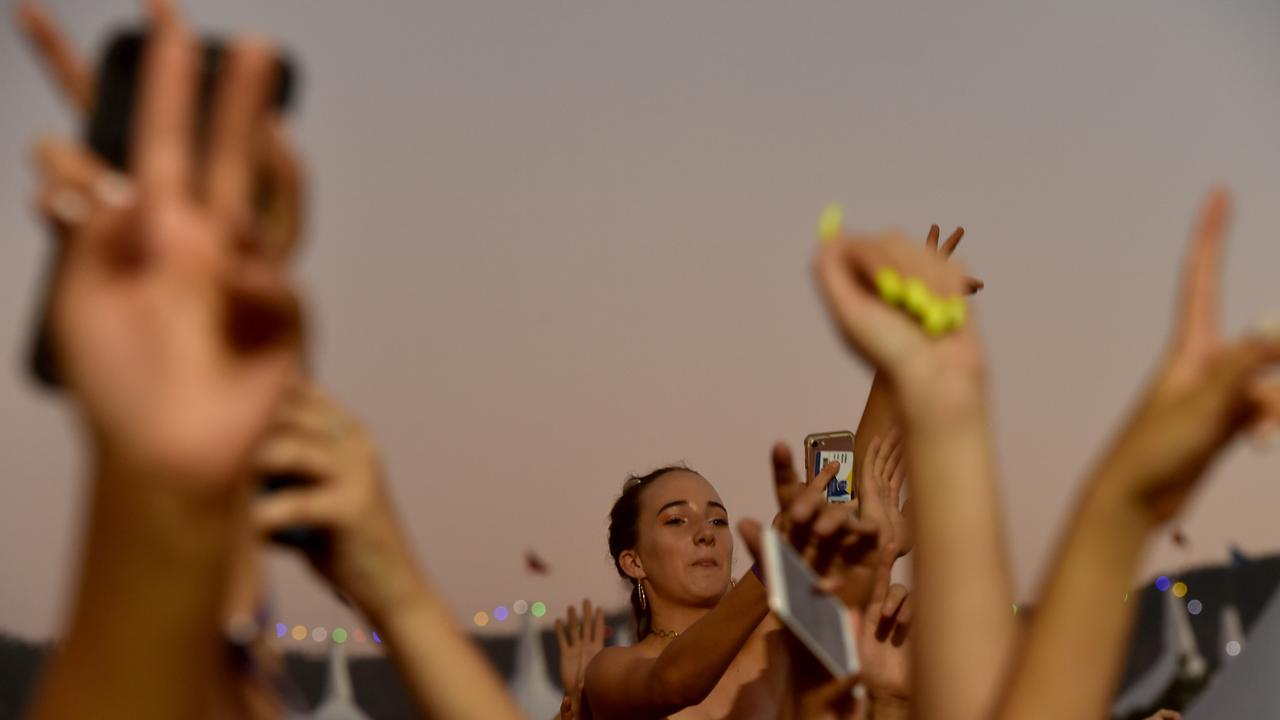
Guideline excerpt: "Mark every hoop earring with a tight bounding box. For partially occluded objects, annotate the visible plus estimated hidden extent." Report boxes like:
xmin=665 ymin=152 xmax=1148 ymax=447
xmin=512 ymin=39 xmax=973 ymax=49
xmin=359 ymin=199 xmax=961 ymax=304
xmin=730 ymin=577 xmax=737 ymax=589
xmin=638 ymin=582 xmax=648 ymax=612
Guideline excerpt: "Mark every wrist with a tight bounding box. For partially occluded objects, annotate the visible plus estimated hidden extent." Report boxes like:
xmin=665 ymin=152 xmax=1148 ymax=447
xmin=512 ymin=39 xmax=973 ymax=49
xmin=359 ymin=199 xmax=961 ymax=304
xmin=893 ymin=371 xmax=988 ymax=430
xmin=363 ymin=569 xmax=437 ymax=631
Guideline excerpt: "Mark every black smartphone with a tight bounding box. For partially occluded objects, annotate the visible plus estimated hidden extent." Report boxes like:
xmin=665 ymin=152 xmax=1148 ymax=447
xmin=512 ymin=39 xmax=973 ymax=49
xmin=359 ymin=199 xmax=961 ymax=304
xmin=24 ymin=29 xmax=321 ymax=555
xmin=27 ymin=29 xmax=296 ymax=389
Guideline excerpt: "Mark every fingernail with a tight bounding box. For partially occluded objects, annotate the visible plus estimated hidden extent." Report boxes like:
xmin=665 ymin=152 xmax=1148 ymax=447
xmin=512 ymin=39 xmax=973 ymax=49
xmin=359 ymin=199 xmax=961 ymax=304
xmin=874 ymin=267 xmax=904 ymax=305
xmin=921 ymin=296 xmax=949 ymax=336
xmin=902 ymin=276 xmax=932 ymax=317
xmin=94 ymin=172 xmax=135 ymax=208
xmin=817 ymin=203 xmax=844 ymax=243
xmin=50 ymin=187 xmax=89 ymax=226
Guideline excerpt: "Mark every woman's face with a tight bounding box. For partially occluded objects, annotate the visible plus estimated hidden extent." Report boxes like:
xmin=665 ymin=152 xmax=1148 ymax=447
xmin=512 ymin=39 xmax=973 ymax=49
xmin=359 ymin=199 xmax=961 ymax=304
xmin=633 ymin=470 xmax=734 ymax=607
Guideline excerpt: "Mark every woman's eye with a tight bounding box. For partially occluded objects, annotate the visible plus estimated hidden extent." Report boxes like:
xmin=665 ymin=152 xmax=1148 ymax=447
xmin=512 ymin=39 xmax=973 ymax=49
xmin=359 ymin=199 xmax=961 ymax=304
xmin=711 ymin=518 xmax=728 ymax=527
xmin=664 ymin=517 xmax=686 ymax=526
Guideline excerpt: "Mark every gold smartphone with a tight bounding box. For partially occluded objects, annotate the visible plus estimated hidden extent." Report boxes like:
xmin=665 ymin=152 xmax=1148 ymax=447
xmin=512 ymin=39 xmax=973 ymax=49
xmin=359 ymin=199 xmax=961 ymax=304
xmin=803 ymin=431 xmax=855 ymax=504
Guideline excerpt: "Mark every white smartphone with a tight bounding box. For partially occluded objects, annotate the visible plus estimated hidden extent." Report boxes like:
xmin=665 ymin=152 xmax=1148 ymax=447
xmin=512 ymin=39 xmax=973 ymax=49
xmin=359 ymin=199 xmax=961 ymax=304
xmin=762 ymin=526 xmax=859 ymax=679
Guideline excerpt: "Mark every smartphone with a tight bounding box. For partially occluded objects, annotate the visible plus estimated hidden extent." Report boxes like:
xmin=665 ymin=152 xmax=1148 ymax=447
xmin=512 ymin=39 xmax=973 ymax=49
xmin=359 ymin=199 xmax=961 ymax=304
xmin=763 ymin=526 xmax=859 ymax=679
xmin=27 ymin=29 xmax=297 ymax=389
xmin=804 ymin=431 xmax=855 ymax=504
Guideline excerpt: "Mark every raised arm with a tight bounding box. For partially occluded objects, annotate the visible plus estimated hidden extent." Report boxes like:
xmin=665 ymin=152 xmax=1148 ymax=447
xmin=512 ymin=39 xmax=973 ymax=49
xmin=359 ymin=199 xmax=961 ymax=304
xmin=26 ymin=3 xmax=303 ymax=716
xmin=995 ymin=189 xmax=1280 ymax=719
xmin=852 ymin=225 xmax=981 ymax=500
xmin=583 ymin=575 xmax=771 ymax=719
xmin=251 ymin=385 xmax=524 ymax=720
xmin=812 ymin=225 xmax=1015 ymax=720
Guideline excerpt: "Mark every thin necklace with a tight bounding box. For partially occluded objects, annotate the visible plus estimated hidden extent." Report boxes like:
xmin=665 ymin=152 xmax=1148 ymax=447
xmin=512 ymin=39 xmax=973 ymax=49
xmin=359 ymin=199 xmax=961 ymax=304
xmin=651 ymin=627 xmax=680 ymax=640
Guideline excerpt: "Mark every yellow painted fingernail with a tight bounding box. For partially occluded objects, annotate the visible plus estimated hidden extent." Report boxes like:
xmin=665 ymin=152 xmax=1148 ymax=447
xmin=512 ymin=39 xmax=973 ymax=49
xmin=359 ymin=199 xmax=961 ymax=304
xmin=922 ymin=297 xmax=949 ymax=335
xmin=902 ymin=276 xmax=931 ymax=317
xmin=817 ymin=203 xmax=844 ymax=243
xmin=873 ymin=268 xmax=904 ymax=305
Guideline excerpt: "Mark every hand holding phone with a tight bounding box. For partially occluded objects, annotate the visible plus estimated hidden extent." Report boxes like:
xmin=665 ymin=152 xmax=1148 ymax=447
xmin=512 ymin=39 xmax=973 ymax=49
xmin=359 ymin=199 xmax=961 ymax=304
xmin=804 ymin=431 xmax=856 ymax=504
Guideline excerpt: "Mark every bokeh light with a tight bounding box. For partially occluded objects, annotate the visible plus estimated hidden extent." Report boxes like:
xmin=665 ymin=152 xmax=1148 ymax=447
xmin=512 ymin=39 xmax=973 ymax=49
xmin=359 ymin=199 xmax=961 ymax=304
xmin=513 ymin=600 xmax=529 ymax=615
xmin=312 ymin=626 xmax=328 ymax=642
xmin=291 ymin=625 xmax=307 ymax=641
xmin=372 ymin=631 xmax=382 ymax=644
xmin=353 ymin=629 xmax=366 ymax=644
xmin=1226 ymin=641 xmax=1242 ymax=657
xmin=494 ymin=606 xmax=509 ymax=622
xmin=276 ymin=623 xmax=287 ymax=639
xmin=1187 ymin=599 xmax=1203 ymax=615
xmin=1172 ymin=582 xmax=1188 ymax=598
xmin=1155 ymin=576 xmax=1171 ymax=592
xmin=333 ymin=628 xmax=348 ymax=644
xmin=531 ymin=602 xmax=547 ymax=618
xmin=474 ymin=611 xmax=490 ymax=627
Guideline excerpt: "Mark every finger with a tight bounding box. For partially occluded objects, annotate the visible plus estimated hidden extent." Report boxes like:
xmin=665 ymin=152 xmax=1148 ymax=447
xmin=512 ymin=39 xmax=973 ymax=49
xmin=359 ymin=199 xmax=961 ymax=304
xmin=771 ymin=442 xmax=803 ymax=511
xmin=254 ymin=432 xmax=334 ymax=481
xmin=789 ymin=461 xmax=840 ymax=550
xmin=925 ymin=224 xmax=940 ymax=250
xmin=940 ymin=226 xmax=964 ymax=257
xmin=810 ymin=505 xmax=853 ymax=574
xmin=737 ymin=518 xmax=766 ymax=568
xmin=17 ymin=1 xmax=95 ymax=111
xmin=251 ymin=488 xmax=336 ymax=534
xmin=206 ymin=38 xmax=277 ymax=230
xmin=568 ymin=604 xmax=582 ymax=642
xmin=592 ymin=607 xmax=606 ymax=644
xmin=258 ymin=119 xmax=304 ymax=261
xmin=1208 ymin=336 xmax=1280 ymax=420
xmin=867 ymin=541 xmax=897 ymax=612
xmin=135 ymin=0 xmax=196 ymax=203
xmin=882 ymin=441 xmax=903 ymax=490
xmin=270 ymin=397 xmax=344 ymax=440
xmin=554 ymin=618 xmax=570 ymax=651
xmin=881 ymin=583 xmax=909 ymax=620
xmin=1173 ymin=187 xmax=1231 ymax=354
xmin=868 ymin=435 xmax=885 ymax=487
xmin=582 ymin=599 xmax=595 ymax=642
xmin=966 ymin=275 xmax=985 ymax=294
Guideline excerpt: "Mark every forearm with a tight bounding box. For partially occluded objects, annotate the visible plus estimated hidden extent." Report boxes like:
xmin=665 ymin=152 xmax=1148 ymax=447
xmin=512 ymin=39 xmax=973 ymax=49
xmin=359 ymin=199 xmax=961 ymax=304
xmin=30 ymin=463 xmax=239 ymax=719
xmin=650 ymin=573 xmax=771 ymax=708
xmin=854 ymin=372 xmax=896 ymax=493
xmin=373 ymin=576 xmax=523 ymax=720
xmin=996 ymin=466 xmax=1156 ymax=720
xmin=901 ymin=387 xmax=1016 ymax=720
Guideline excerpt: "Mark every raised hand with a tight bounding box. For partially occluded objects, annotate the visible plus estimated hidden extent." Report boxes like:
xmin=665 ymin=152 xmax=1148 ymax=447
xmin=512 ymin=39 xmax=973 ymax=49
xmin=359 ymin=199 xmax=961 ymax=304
xmin=858 ymin=430 xmax=912 ymax=556
xmin=1099 ymin=189 xmax=1280 ymax=521
xmin=814 ymin=229 xmax=984 ymax=418
xmin=924 ymin=224 xmax=984 ymax=294
xmin=555 ymin=600 xmax=606 ymax=720
xmin=765 ymin=443 xmax=882 ymax=609
xmin=855 ymin=546 xmax=912 ymax=711
xmin=994 ymin=190 xmax=1280 ymax=720
xmin=251 ymin=383 xmax=425 ymax=622
xmin=813 ymin=217 xmax=1012 ymax=720
xmin=18 ymin=0 xmax=304 ymax=260
xmin=37 ymin=3 xmax=300 ymax=490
